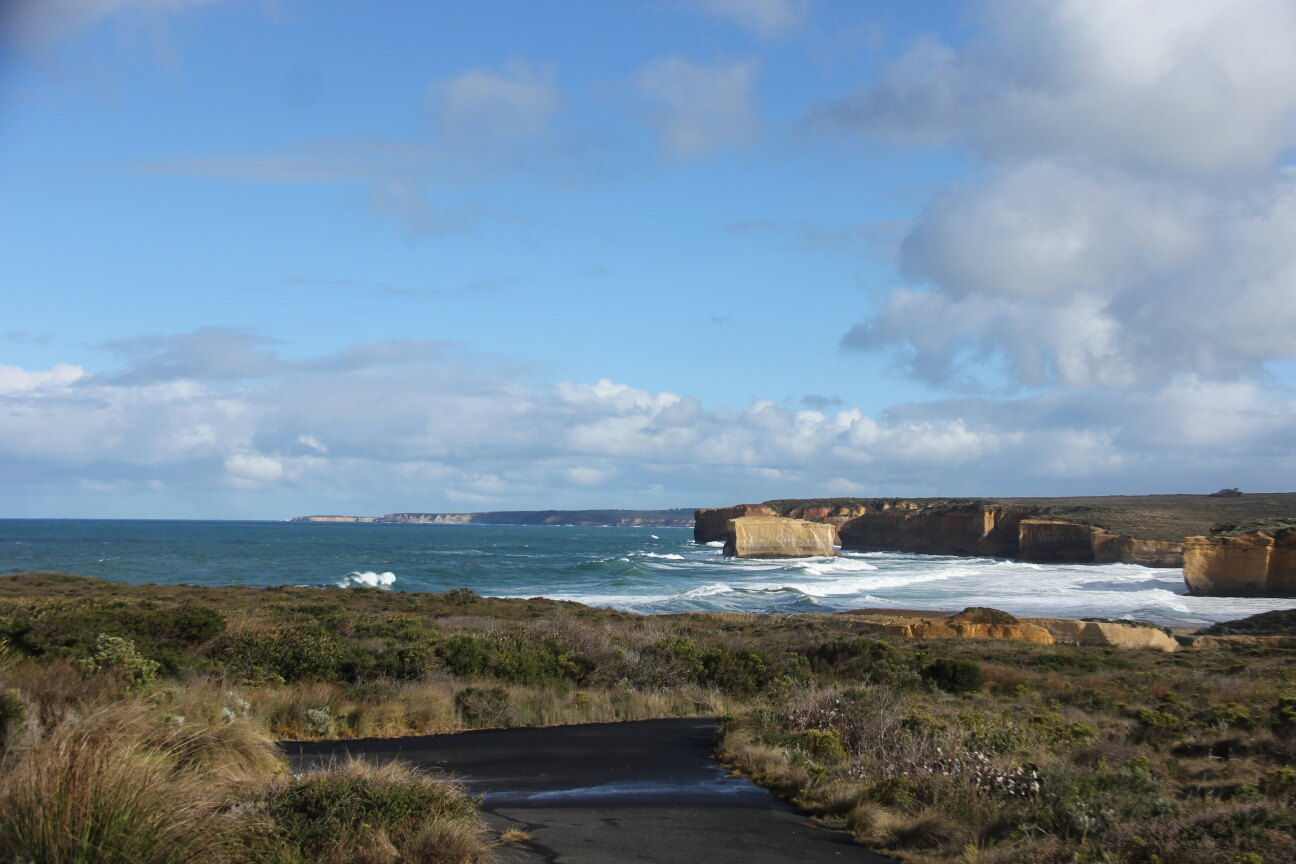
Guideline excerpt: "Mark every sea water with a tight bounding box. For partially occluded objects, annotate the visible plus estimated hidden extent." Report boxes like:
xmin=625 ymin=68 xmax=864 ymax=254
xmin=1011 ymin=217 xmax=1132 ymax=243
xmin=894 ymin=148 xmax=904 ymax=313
xmin=3 ymin=519 xmax=1294 ymax=626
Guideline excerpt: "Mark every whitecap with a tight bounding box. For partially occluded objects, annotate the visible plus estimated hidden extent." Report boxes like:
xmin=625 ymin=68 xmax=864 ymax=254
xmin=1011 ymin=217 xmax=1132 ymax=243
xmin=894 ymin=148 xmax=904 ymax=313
xmin=680 ymin=582 xmax=733 ymax=599
xmin=339 ymin=571 xmax=396 ymax=589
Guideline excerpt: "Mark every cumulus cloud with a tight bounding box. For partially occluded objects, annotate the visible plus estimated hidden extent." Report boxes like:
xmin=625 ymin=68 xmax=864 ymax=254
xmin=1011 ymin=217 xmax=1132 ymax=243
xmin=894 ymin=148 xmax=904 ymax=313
xmin=632 ymin=56 xmax=761 ymax=158
xmin=2 ymin=331 xmax=1293 ymax=515
xmin=693 ymin=0 xmax=809 ymax=38
xmin=813 ymin=0 xmax=1296 ymax=174
xmin=817 ymin=0 xmax=1296 ymax=394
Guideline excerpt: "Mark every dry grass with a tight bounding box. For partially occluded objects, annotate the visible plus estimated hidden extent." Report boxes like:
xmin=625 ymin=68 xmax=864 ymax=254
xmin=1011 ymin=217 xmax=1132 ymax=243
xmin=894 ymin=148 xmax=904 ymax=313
xmin=0 ymin=703 xmax=257 ymax=864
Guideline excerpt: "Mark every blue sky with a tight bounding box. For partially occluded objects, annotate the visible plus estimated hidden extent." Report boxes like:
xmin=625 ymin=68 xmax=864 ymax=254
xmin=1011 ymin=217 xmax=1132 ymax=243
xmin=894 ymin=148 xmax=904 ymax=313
xmin=2 ymin=0 xmax=1295 ymax=519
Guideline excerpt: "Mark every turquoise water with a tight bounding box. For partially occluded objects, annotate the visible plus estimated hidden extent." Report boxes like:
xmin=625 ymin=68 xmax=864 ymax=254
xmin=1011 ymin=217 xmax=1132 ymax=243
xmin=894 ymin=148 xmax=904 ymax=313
xmin=4 ymin=519 xmax=1295 ymax=626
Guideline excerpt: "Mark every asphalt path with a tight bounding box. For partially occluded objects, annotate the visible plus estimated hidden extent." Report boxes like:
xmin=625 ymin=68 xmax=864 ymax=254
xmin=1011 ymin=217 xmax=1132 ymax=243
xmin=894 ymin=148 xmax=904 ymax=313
xmin=284 ymin=717 xmax=894 ymax=864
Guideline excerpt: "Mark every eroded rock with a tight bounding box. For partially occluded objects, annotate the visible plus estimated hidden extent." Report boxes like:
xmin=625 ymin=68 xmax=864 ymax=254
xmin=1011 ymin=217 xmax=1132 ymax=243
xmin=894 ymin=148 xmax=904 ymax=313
xmin=722 ymin=516 xmax=837 ymax=559
xmin=1027 ymin=618 xmax=1178 ymax=652
xmin=694 ymin=505 xmax=777 ymax=544
xmin=880 ymin=607 xmax=1054 ymax=644
xmin=1184 ymin=524 xmax=1296 ymax=597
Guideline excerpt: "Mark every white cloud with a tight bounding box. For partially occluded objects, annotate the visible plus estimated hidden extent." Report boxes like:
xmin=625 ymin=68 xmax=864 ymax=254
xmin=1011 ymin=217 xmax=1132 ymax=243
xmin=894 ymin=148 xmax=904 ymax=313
xmin=0 ymin=363 xmax=84 ymax=395
xmin=632 ymin=56 xmax=761 ymax=158
xmin=815 ymin=0 xmax=1296 ymax=173
xmin=435 ymin=63 xmax=561 ymax=150
xmin=816 ymin=1 xmax=1296 ymax=395
xmin=693 ymin=0 xmax=809 ymax=38
xmin=3 ymin=333 xmax=1293 ymax=515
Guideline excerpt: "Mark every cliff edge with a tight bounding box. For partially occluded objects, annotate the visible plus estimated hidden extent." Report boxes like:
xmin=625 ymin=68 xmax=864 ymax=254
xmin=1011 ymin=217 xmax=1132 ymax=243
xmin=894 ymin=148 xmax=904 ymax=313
xmin=1183 ymin=520 xmax=1296 ymax=597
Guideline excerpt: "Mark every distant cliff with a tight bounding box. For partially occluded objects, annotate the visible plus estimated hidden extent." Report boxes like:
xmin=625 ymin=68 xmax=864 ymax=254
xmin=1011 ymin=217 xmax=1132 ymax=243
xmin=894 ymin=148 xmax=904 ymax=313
xmin=293 ymin=509 xmax=695 ymax=527
xmin=695 ymin=494 xmax=1296 ymax=595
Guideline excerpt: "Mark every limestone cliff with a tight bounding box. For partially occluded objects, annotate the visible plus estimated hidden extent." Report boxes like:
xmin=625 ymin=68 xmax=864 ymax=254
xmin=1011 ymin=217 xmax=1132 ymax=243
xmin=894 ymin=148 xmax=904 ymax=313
xmin=1026 ymin=618 xmax=1178 ymax=652
xmin=831 ymin=506 xmax=1183 ymax=567
xmin=1183 ymin=523 xmax=1296 ymax=597
xmin=838 ymin=503 xmax=1030 ymax=558
xmin=1017 ymin=520 xmax=1183 ymax=566
xmin=879 ymin=608 xmax=1052 ymax=644
xmin=694 ymin=505 xmax=776 ymax=543
xmin=778 ymin=504 xmax=869 ymax=543
xmin=722 ymin=516 xmax=837 ymax=559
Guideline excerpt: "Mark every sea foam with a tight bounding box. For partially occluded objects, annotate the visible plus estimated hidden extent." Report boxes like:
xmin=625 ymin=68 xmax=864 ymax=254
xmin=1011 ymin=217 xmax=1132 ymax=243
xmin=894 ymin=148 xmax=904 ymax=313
xmin=339 ymin=571 xmax=396 ymax=589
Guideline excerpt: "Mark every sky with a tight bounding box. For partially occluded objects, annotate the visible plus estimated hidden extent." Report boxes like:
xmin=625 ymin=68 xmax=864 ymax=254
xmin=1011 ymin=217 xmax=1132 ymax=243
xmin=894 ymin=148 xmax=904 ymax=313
xmin=1 ymin=0 xmax=1295 ymax=519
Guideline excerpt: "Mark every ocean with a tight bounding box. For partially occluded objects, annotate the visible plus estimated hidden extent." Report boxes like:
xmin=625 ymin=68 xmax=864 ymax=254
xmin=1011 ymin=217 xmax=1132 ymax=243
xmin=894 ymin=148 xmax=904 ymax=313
xmin=3 ymin=519 xmax=1294 ymax=626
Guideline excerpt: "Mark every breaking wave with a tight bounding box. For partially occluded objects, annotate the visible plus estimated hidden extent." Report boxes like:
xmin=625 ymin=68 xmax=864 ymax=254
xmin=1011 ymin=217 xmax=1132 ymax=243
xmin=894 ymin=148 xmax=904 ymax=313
xmin=339 ymin=571 xmax=396 ymax=589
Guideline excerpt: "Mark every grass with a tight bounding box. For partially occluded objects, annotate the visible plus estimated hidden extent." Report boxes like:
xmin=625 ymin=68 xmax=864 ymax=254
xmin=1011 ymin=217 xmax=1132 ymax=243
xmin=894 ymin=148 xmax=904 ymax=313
xmin=3 ymin=572 xmax=1296 ymax=862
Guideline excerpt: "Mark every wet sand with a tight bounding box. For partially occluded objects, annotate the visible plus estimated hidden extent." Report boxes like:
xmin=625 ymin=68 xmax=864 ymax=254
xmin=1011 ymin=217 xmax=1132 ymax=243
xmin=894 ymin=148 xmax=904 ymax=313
xmin=284 ymin=717 xmax=893 ymax=863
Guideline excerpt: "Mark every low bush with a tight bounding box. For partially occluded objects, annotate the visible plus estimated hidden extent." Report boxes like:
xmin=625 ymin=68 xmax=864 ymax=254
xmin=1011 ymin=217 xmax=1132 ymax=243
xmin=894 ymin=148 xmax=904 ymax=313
xmin=923 ymin=658 xmax=982 ymax=694
xmin=455 ymin=686 xmax=512 ymax=727
xmin=257 ymin=758 xmax=487 ymax=863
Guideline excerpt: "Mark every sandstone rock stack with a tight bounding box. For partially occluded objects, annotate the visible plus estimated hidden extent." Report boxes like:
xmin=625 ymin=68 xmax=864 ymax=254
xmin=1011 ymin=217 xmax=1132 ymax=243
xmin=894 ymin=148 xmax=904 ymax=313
xmin=722 ymin=516 xmax=837 ymax=559
xmin=1183 ymin=523 xmax=1296 ymax=596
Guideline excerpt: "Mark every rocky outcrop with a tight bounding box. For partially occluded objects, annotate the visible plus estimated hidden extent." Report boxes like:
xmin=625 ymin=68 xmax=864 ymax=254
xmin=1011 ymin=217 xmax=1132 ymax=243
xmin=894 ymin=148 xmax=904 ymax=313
xmin=838 ymin=503 xmax=1029 ymax=558
xmin=836 ymin=507 xmax=1184 ymax=566
xmin=880 ymin=607 xmax=1053 ymax=644
xmin=1184 ymin=525 xmax=1296 ymax=596
xmin=1091 ymin=532 xmax=1184 ymax=567
xmin=1017 ymin=520 xmax=1097 ymax=563
xmin=723 ymin=517 xmax=838 ymax=559
xmin=1026 ymin=618 xmax=1178 ymax=652
xmin=1017 ymin=520 xmax=1184 ymax=566
xmin=695 ymin=505 xmax=777 ymax=543
xmin=780 ymin=504 xmax=869 ymax=543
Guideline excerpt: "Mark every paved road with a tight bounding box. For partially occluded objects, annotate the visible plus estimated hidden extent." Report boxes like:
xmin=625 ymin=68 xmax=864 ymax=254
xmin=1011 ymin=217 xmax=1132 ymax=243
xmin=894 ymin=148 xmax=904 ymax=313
xmin=284 ymin=717 xmax=893 ymax=864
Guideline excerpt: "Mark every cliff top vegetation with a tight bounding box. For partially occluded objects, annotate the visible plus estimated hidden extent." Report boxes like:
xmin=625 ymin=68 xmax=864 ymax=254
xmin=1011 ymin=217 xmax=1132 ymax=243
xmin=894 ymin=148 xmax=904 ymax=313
xmin=762 ymin=493 xmax=1296 ymax=543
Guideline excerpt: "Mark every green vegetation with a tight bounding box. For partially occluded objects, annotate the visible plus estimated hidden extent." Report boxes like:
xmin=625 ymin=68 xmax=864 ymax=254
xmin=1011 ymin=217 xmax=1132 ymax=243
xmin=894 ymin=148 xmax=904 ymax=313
xmin=3 ymin=572 xmax=1296 ymax=862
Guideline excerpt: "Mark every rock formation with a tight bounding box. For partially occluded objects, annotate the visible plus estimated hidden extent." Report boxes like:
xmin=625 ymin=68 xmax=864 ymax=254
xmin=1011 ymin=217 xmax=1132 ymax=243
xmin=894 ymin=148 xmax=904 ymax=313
xmin=879 ymin=607 xmax=1053 ymax=644
xmin=831 ymin=506 xmax=1184 ymax=567
xmin=1183 ymin=523 xmax=1296 ymax=597
xmin=722 ymin=516 xmax=837 ymax=559
xmin=837 ymin=503 xmax=1028 ymax=557
xmin=778 ymin=504 xmax=869 ymax=542
xmin=694 ymin=505 xmax=777 ymax=543
xmin=1026 ymin=618 xmax=1178 ymax=652
xmin=1018 ymin=520 xmax=1183 ymax=566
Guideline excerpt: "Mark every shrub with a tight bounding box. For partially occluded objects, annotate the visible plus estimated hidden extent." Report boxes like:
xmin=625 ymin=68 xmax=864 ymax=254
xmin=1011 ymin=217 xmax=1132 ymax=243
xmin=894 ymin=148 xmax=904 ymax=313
xmin=641 ymin=636 xmax=705 ymax=684
xmin=804 ymin=638 xmax=919 ymax=688
xmin=868 ymin=776 xmax=919 ymax=810
xmin=805 ymin=728 xmax=847 ymax=763
xmin=80 ymin=634 xmax=160 ymax=690
xmin=455 ymin=686 xmax=512 ymax=726
xmin=1272 ymin=696 xmax=1296 ymax=737
xmin=923 ymin=659 xmax=982 ymax=695
xmin=438 ymin=635 xmax=489 ymax=678
xmin=209 ymin=627 xmax=345 ymax=683
xmin=700 ymin=646 xmax=778 ymax=695
xmin=258 ymin=758 xmax=486 ymax=862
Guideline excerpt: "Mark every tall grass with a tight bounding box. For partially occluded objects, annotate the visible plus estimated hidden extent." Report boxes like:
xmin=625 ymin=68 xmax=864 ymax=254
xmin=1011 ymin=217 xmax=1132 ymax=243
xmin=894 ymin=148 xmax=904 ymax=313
xmin=0 ymin=704 xmax=243 ymax=864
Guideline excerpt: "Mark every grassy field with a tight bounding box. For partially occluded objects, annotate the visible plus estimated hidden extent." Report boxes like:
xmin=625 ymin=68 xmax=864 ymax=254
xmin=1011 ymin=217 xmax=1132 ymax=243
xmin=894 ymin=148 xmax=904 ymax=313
xmin=764 ymin=494 xmax=1296 ymax=543
xmin=3 ymin=572 xmax=1296 ymax=863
